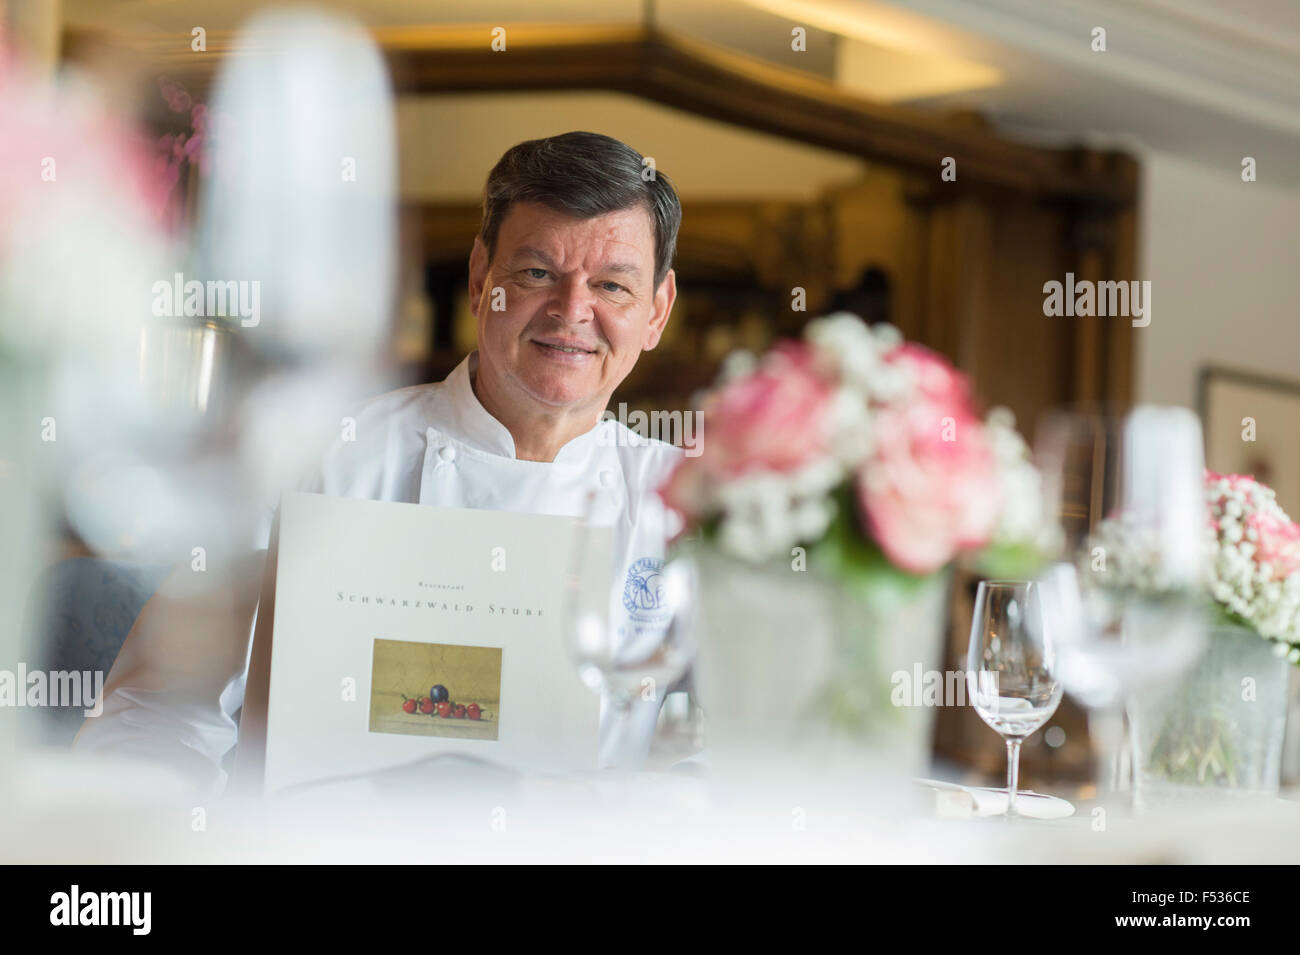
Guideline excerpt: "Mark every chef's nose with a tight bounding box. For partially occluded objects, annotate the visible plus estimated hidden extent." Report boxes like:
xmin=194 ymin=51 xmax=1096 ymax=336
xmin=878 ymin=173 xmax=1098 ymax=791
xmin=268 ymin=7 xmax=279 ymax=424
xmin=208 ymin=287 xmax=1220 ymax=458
xmin=546 ymin=274 xmax=597 ymax=324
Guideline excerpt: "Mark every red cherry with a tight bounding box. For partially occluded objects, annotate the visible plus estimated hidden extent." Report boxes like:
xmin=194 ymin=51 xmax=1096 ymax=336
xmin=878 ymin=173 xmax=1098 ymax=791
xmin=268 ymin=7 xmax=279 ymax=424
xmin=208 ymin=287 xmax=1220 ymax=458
xmin=402 ymin=698 xmax=417 ymax=714
xmin=466 ymin=703 xmax=481 ymax=720
xmin=419 ymin=697 xmax=434 ymax=714
xmin=437 ymin=701 xmax=451 ymax=718
xmin=453 ymin=704 xmax=466 ymax=719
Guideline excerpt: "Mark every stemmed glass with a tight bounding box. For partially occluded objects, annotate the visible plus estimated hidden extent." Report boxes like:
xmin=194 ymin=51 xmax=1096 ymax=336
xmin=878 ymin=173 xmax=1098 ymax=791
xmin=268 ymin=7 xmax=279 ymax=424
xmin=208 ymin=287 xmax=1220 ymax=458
xmin=562 ymin=492 xmax=698 ymax=717
xmin=1033 ymin=406 xmax=1208 ymax=798
xmin=966 ymin=580 xmax=1063 ymax=818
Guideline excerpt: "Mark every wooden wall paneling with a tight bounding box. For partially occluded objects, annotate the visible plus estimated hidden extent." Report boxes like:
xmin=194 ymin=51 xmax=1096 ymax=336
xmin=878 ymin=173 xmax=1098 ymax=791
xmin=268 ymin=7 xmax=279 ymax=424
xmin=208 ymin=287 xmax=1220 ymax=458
xmin=796 ymin=201 xmax=837 ymax=327
xmin=1062 ymin=151 xmax=1140 ymax=406
xmin=1103 ymin=157 xmax=1141 ymax=406
xmin=914 ymin=192 xmax=994 ymax=368
xmin=895 ymin=176 xmax=936 ymax=346
xmin=1070 ymin=218 xmax=1107 ymax=405
xmin=823 ymin=167 xmax=910 ymax=289
xmin=977 ymin=195 xmax=1073 ymax=434
xmin=950 ymin=195 xmax=996 ymax=374
xmin=415 ymin=203 xmax=482 ymax=261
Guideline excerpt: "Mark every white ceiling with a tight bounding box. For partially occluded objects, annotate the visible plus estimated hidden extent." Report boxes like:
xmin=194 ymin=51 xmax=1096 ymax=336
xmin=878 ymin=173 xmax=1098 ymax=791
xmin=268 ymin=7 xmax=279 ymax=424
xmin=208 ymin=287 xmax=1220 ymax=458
xmin=857 ymin=0 xmax=1300 ymax=184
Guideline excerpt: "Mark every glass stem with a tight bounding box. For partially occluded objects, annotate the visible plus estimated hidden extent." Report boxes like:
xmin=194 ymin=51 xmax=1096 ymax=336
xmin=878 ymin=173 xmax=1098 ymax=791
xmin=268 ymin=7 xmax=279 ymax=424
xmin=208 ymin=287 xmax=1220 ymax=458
xmin=1006 ymin=738 xmax=1023 ymax=816
xmin=1090 ymin=707 xmax=1126 ymax=795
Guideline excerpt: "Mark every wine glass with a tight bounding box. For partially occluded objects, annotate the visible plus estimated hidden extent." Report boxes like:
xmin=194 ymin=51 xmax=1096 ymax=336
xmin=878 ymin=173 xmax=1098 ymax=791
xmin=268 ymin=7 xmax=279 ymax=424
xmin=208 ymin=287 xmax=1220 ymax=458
xmin=563 ymin=492 xmax=698 ymax=717
xmin=966 ymin=580 xmax=1063 ymax=818
xmin=1033 ymin=406 xmax=1208 ymax=797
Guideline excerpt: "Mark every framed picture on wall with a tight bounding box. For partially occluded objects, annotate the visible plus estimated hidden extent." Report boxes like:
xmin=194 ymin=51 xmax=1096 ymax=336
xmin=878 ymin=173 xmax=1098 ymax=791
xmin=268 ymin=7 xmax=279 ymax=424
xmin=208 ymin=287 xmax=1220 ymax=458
xmin=1199 ymin=366 xmax=1300 ymax=517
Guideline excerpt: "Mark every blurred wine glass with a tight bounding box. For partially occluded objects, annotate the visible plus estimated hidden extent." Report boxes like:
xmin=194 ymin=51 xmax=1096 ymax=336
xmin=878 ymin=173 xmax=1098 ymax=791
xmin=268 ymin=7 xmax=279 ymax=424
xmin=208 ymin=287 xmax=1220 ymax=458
xmin=563 ymin=492 xmax=698 ymax=716
xmin=966 ymin=580 xmax=1063 ymax=818
xmin=1034 ymin=406 xmax=1208 ymax=798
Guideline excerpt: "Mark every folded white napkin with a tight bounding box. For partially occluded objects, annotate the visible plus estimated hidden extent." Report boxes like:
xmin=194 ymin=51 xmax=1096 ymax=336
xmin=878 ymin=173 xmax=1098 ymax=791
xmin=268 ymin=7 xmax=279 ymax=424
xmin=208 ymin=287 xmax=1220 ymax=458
xmin=916 ymin=778 xmax=1075 ymax=819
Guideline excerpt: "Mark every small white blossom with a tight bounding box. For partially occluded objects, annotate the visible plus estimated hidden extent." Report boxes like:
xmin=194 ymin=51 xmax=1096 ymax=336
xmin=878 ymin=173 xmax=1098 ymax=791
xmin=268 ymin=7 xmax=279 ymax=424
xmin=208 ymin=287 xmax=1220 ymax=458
xmin=717 ymin=348 xmax=758 ymax=385
xmin=984 ymin=407 xmax=1053 ymax=553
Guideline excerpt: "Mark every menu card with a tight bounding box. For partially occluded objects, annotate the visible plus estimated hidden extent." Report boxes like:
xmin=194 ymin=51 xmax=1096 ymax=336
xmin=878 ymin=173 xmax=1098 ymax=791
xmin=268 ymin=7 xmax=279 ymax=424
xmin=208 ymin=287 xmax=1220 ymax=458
xmin=251 ymin=491 xmax=602 ymax=794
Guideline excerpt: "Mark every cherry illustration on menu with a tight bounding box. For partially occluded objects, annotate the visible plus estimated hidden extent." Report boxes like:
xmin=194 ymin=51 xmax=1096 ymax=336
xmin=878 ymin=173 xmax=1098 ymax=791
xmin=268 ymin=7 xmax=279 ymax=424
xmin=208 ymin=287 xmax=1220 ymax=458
xmin=400 ymin=684 xmax=487 ymax=721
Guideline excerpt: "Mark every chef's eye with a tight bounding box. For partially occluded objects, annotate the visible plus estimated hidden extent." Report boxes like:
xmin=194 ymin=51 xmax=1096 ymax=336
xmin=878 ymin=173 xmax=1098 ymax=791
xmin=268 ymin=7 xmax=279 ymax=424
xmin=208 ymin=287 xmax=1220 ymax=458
xmin=524 ymin=268 xmax=549 ymax=280
xmin=600 ymin=281 xmax=626 ymax=293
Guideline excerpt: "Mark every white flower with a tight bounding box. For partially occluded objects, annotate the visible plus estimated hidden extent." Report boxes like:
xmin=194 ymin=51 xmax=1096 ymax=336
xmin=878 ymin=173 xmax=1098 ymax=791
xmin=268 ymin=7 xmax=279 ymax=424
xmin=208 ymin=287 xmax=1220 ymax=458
xmin=717 ymin=348 xmax=758 ymax=385
xmin=871 ymin=322 xmax=903 ymax=351
xmin=1201 ymin=475 xmax=1300 ymax=646
xmin=803 ymin=312 xmax=903 ymax=402
xmin=983 ymin=407 xmax=1052 ymax=552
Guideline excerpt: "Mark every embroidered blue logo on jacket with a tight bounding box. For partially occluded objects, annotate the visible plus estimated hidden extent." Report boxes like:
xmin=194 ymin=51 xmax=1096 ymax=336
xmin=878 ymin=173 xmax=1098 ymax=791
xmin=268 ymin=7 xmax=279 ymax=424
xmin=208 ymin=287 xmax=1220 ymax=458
xmin=622 ymin=557 xmax=665 ymax=616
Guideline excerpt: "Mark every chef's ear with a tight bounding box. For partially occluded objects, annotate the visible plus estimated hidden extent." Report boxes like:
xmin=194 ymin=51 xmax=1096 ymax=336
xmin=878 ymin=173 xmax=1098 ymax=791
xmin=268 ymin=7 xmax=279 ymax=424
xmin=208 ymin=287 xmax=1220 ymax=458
xmin=468 ymin=236 xmax=489 ymax=318
xmin=643 ymin=268 xmax=676 ymax=351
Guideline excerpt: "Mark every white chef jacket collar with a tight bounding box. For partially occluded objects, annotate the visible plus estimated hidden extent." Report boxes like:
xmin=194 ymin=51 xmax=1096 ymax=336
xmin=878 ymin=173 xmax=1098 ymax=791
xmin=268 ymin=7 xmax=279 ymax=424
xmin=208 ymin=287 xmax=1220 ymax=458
xmin=435 ymin=350 xmax=611 ymax=466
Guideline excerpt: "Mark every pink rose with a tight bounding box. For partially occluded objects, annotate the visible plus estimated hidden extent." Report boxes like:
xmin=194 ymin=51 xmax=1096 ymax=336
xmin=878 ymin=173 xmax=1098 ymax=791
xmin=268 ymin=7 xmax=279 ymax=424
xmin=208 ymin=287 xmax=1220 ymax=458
xmin=656 ymin=340 xmax=833 ymax=535
xmin=0 ymin=54 xmax=177 ymax=233
xmin=857 ymin=344 xmax=1000 ymax=574
xmin=1208 ymin=471 xmax=1256 ymax=489
xmin=701 ymin=341 xmax=834 ymax=479
xmin=1248 ymin=511 xmax=1300 ymax=578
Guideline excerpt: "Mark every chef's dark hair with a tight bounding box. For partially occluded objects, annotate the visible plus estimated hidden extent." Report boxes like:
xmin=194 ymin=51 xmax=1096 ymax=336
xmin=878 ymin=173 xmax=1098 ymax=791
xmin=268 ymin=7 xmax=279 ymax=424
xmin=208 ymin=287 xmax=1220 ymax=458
xmin=479 ymin=131 xmax=681 ymax=290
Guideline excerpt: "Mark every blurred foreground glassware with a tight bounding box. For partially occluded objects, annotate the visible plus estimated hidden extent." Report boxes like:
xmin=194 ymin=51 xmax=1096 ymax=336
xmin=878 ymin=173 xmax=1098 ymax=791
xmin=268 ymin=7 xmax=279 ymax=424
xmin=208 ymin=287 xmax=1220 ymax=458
xmin=966 ymin=580 xmax=1063 ymax=817
xmin=1129 ymin=622 xmax=1288 ymax=803
xmin=563 ymin=493 xmax=698 ymax=716
xmin=1034 ymin=406 xmax=1208 ymax=800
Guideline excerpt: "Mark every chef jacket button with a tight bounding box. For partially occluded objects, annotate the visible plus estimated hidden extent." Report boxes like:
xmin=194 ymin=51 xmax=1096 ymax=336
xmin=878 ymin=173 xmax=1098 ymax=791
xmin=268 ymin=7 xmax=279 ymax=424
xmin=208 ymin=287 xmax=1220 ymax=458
xmin=598 ymin=469 xmax=615 ymax=488
xmin=438 ymin=446 xmax=456 ymax=463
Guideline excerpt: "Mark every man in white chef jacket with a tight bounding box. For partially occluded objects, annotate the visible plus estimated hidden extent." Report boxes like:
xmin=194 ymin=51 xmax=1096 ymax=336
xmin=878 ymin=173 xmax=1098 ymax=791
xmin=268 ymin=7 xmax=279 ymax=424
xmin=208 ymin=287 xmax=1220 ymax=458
xmin=74 ymin=131 xmax=685 ymax=794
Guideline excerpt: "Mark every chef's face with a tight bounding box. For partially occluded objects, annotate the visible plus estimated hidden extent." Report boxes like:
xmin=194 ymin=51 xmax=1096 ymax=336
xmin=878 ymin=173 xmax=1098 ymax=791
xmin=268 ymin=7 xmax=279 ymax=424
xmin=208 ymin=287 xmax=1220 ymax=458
xmin=468 ymin=201 xmax=675 ymax=416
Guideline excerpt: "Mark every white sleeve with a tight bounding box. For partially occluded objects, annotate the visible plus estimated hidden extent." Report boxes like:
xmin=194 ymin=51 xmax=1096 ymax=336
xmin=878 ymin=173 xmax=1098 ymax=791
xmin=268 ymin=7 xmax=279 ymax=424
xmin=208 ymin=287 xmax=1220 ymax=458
xmin=72 ymin=553 xmax=266 ymax=798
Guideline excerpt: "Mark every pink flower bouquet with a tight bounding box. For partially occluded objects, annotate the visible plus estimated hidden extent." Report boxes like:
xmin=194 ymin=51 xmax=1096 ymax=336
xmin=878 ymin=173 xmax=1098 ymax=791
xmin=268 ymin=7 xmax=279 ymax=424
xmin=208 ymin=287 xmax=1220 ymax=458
xmin=1205 ymin=472 xmax=1300 ymax=659
xmin=1088 ymin=470 xmax=1300 ymax=660
xmin=659 ymin=313 xmax=1046 ymax=579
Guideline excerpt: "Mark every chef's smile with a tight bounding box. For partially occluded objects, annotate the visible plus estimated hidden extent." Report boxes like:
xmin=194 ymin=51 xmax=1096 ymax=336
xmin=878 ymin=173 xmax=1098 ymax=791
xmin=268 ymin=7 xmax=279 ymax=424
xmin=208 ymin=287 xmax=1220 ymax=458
xmin=530 ymin=335 xmax=600 ymax=363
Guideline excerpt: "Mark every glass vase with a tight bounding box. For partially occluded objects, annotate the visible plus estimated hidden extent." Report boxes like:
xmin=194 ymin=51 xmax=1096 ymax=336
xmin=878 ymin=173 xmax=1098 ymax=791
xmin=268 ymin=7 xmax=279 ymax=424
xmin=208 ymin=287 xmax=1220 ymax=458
xmin=691 ymin=543 xmax=949 ymax=777
xmin=1129 ymin=623 xmax=1289 ymax=804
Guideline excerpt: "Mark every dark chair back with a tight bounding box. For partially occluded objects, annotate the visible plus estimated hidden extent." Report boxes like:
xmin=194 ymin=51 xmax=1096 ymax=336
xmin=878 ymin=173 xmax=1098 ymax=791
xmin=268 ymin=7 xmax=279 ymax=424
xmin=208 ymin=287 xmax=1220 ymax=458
xmin=21 ymin=557 xmax=168 ymax=745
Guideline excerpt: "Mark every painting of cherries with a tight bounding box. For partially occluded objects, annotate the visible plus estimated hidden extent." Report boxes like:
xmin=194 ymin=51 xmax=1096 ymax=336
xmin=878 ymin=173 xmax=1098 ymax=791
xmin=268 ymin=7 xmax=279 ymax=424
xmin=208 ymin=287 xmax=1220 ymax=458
xmin=400 ymin=684 xmax=487 ymax=721
xmin=370 ymin=639 xmax=501 ymax=740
